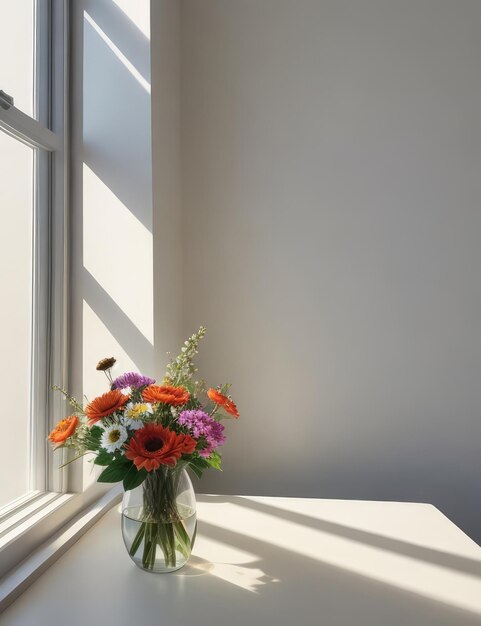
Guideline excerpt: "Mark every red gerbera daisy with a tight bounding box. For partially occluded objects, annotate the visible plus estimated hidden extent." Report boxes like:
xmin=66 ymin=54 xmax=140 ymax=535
xmin=48 ymin=415 xmax=79 ymax=448
xmin=142 ymin=384 xmax=190 ymax=406
xmin=125 ymin=423 xmax=196 ymax=471
xmin=85 ymin=390 xmax=129 ymax=425
xmin=207 ymin=388 xmax=240 ymax=418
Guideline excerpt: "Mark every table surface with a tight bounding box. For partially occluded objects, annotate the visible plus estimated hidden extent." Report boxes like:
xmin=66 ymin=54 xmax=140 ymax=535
xmin=2 ymin=495 xmax=481 ymax=625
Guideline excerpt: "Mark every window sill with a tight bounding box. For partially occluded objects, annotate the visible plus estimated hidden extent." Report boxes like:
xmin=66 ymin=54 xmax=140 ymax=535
xmin=0 ymin=485 xmax=121 ymax=611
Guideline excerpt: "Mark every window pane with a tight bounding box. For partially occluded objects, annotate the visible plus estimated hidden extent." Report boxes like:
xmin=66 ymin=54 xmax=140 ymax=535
xmin=0 ymin=0 xmax=35 ymax=117
xmin=0 ymin=130 xmax=34 ymax=509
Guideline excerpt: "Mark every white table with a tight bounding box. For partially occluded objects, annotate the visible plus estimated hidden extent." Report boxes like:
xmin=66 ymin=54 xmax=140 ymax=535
xmin=1 ymin=495 xmax=481 ymax=625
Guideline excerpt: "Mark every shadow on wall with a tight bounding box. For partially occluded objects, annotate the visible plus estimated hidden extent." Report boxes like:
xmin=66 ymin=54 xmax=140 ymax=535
xmin=70 ymin=0 xmax=481 ymax=550
xmin=83 ymin=0 xmax=152 ymax=233
xmin=72 ymin=0 xmax=154 ymax=404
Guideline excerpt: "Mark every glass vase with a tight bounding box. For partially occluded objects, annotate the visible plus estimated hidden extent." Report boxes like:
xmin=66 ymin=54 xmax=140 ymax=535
xmin=121 ymin=466 xmax=197 ymax=573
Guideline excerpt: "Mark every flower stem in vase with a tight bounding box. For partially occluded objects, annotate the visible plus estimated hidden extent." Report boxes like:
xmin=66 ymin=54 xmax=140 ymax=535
xmin=127 ymin=467 xmax=193 ymax=570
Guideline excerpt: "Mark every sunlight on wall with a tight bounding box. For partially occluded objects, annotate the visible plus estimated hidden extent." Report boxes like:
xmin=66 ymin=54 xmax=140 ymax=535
xmin=82 ymin=300 xmax=140 ymax=488
xmin=74 ymin=0 xmax=153 ymax=494
xmin=82 ymin=300 xmax=139 ymax=399
xmin=84 ymin=11 xmax=150 ymax=93
xmin=83 ymin=163 xmax=154 ymax=345
xmin=111 ymin=0 xmax=150 ymax=39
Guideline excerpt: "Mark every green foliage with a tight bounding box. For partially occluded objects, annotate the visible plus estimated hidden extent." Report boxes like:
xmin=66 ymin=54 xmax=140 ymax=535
xmin=94 ymin=449 xmax=114 ymax=466
xmin=87 ymin=425 xmax=103 ymax=450
xmin=97 ymin=456 xmax=132 ymax=483
xmin=51 ymin=385 xmax=85 ymax=414
xmin=123 ymin=466 xmax=148 ymax=491
xmin=188 ymin=456 xmax=210 ymax=479
xmin=97 ymin=455 xmax=147 ymax=489
xmin=166 ymin=326 xmax=207 ymax=386
xmin=188 ymin=463 xmax=203 ymax=479
xmin=51 ymin=325 xmax=236 ymax=486
xmin=206 ymin=451 xmax=223 ymax=471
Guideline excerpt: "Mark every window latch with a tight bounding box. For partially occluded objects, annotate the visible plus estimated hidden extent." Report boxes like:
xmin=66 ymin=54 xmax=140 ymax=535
xmin=0 ymin=90 xmax=14 ymax=110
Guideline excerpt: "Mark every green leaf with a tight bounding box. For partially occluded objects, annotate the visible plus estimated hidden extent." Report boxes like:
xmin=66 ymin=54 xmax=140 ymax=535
xmin=97 ymin=457 xmax=131 ymax=483
xmin=188 ymin=463 xmax=203 ymax=479
xmin=123 ymin=466 xmax=147 ymax=491
xmin=206 ymin=451 xmax=222 ymax=471
xmin=89 ymin=425 xmax=103 ymax=449
xmin=94 ymin=449 xmax=114 ymax=466
xmin=188 ymin=456 xmax=210 ymax=479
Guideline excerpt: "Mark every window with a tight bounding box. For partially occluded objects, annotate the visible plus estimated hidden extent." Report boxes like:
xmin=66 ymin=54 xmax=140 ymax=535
xmin=0 ymin=1 xmax=35 ymax=118
xmin=0 ymin=131 xmax=35 ymax=509
xmin=0 ymin=0 xmax=69 ymax=576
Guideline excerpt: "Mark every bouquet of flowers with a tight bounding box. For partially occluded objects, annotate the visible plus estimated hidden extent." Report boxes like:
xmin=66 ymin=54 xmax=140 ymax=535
xmin=48 ymin=327 xmax=239 ymax=571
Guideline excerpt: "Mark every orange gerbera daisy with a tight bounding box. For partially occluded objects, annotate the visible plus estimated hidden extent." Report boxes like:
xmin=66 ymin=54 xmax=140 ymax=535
xmin=207 ymin=388 xmax=240 ymax=417
xmin=125 ymin=423 xmax=196 ymax=471
xmin=48 ymin=415 xmax=79 ymax=447
xmin=142 ymin=384 xmax=190 ymax=406
xmin=85 ymin=390 xmax=129 ymax=425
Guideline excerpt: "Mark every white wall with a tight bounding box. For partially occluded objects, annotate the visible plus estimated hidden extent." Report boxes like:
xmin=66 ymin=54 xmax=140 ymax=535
xmin=150 ymin=0 xmax=184 ymax=372
xmin=70 ymin=0 xmax=156 ymax=490
xmin=177 ymin=0 xmax=481 ymax=540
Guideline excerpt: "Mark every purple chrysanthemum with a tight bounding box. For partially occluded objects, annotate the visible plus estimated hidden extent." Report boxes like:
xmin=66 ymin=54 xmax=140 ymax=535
xmin=178 ymin=409 xmax=225 ymax=457
xmin=112 ymin=371 xmax=156 ymax=389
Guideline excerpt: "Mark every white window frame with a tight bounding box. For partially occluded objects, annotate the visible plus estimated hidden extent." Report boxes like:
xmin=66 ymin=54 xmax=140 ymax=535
xmin=0 ymin=1 xmax=110 ymax=587
xmin=0 ymin=0 xmax=69 ymax=572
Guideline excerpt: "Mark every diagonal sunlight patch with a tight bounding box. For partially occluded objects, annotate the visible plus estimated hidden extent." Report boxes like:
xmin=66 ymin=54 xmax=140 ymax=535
xmin=235 ymin=496 xmax=481 ymax=560
xmin=82 ymin=301 xmax=143 ymax=491
xmin=84 ymin=11 xmax=150 ymax=93
xmin=187 ymin=536 xmax=280 ymax=593
xmin=111 ymin=0 xmax=150 ymax=39
xmin=83 ymin=300 xmax=140 ymax=399
xmin=197 ymin=499 xmax=481 ymax=615
xmin=197 ymin=562 xmax=279 ymax=594
xmin=83 ymin=163 xmax=153 ymax=345
xmin=82 ymin=268 xmax=153 ymax=373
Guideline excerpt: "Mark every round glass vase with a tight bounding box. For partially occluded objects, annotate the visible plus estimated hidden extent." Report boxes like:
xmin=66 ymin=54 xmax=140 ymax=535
xmin=121 ymin=466 xmax=197 ymax=573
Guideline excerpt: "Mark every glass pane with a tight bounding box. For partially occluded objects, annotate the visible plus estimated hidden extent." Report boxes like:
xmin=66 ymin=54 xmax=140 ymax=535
xmin=0 ymin=130 xmax=34 ymax=509
xmin=0 ymin=0 xmax=35 ymax=117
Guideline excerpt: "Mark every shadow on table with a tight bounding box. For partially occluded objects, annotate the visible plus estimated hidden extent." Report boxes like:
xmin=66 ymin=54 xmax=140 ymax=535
xmin=169 ymin=511 xmax=481 ymax=626
xmin=197 ymin=495 xmax=481 ymax=579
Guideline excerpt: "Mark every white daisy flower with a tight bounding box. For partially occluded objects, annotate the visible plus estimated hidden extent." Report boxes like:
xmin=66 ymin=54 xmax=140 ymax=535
xmin=121 ymin=386 xmax=132 ymax=396
xmin=123 ymin=402 xmax=153 ymax=430
xmin=101 ymin=424 xmax=128 ymax=453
